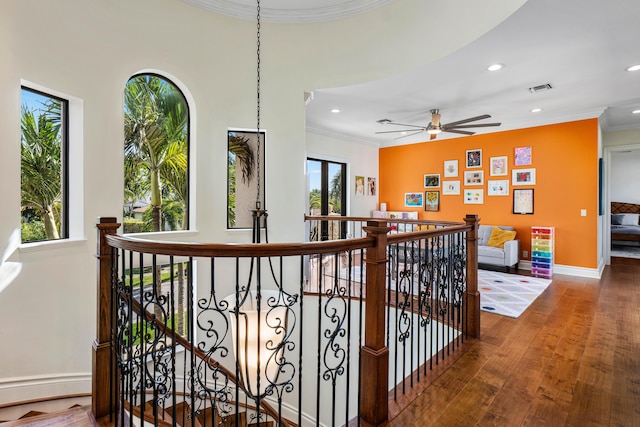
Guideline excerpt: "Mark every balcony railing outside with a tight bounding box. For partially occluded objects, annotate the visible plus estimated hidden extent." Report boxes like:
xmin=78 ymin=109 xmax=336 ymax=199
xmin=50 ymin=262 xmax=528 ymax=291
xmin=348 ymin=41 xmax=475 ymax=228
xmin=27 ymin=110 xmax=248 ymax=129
xmin=93 ymin=215 xmax=479 ymax=427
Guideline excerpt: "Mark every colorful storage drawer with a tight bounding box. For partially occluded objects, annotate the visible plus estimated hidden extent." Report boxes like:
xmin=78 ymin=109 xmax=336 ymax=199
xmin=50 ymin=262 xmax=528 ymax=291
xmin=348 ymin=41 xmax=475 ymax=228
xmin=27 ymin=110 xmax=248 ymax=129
xmin=531 ymin=226 xmax=554 ymax=279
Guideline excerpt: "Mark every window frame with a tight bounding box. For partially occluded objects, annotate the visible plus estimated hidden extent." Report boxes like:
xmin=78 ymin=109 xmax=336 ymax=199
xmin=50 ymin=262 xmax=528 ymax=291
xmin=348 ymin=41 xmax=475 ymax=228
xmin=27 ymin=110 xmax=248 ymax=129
xmin=20 ymin=85 xmax=70 ymax=242
xmin=123 ymin=73 xmax=191 ymax=234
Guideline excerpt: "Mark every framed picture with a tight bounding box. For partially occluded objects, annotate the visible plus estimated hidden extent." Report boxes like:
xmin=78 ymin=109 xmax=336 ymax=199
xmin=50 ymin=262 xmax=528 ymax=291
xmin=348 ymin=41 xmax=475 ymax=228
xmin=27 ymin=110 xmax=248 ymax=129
xmin=512 ymin=168 xmax=536 ymax=185
xmin=227 ymin=129 xmax=265 ymax=229
xmin=489 ymin=156 xmax=508 ymax=176
xmin=487 ymin=179 xmax=509 ymax=196
xmin=424 ymin=174 xmax=441 ymax=188
xmin=355 ymin=175 xmax=365 ymax=195
xmin=514 ymin=146 xmax=532 ymax=166
xmin=442 ymin=180 xmax=460 ymax=195
xmin=424 ymin=190 xmax=440 ymax=211
xmin=513 ymin=188 xmax=534 ymax=214
xmin=466 ymin=149 xmax=482 ymax=168
xmin=464 ymin=189 xmax=484 ymax=204
xmin=367 ymin=177 xmax=377 ymax=196
xmin=464 ymin=170 xmax=484 ymax=186
xmin=405 ymin=192 xmax=423 ymax=207
xmin=443 ymin=160 xmax=459 ymax=177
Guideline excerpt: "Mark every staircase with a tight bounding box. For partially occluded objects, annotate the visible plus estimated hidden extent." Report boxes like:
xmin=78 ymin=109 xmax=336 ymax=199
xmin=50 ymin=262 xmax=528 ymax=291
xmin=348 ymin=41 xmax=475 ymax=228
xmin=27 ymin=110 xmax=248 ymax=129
xmin=0 ymin=401 xmax=276 ymax=427
xmin=0 ymin=404 xmax=99 ymax=427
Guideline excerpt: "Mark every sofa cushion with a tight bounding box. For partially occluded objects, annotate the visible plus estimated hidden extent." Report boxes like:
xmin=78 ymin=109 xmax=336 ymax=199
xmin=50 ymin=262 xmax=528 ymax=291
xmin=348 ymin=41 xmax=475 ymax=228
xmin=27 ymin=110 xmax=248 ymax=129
xmin=478 ymin=225 xmax=515 ymax=246
xmin=487 ymin=226 xmax=517 ymax=249
xmin=478 ymin=245 xmax=505 ymax=260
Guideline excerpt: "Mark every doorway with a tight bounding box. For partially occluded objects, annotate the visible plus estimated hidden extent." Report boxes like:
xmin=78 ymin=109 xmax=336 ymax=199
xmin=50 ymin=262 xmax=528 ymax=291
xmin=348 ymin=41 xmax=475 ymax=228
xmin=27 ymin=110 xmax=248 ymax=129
xmin=307 ymin=158 xmax=347 ymax=240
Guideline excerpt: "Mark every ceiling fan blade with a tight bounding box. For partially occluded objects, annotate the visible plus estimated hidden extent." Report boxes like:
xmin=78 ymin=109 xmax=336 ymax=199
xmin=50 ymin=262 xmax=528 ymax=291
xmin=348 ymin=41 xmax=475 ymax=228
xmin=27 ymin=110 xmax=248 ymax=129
xmin=385 ymin=122 xmax=429 ymax=129
xmin=444 ymin=129 xmax=475 ymax=136
xmin=442 ymin=114 xmax=492 ymax=128
xmin=445 ymin=122 xmax=501 ymax=129
xmin=375 ymin=129 xmax=424 ymax=134
xmin=394 ymin=130 xmax=425 ymax=140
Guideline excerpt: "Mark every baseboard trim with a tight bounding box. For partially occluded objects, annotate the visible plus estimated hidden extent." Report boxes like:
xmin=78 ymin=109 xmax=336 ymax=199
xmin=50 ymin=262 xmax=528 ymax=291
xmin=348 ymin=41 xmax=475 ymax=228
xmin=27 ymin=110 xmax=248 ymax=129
xmin=517 ymin=261 xmax=601 ymax=278
xmin=0 ymin=373 xmax=91 ymax=406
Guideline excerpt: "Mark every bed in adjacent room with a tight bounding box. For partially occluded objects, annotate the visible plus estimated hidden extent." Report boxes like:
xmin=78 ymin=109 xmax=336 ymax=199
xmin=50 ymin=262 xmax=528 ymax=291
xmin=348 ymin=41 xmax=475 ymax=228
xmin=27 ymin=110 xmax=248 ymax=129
xmin=611 ymin=202 xmax=640 ymax=242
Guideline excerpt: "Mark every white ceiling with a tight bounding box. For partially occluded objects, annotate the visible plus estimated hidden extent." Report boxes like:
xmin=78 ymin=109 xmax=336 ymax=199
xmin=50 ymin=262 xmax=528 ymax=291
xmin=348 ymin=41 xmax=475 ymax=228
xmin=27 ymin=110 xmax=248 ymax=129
xmin=184 ymin=0 xmax=640 ymax=147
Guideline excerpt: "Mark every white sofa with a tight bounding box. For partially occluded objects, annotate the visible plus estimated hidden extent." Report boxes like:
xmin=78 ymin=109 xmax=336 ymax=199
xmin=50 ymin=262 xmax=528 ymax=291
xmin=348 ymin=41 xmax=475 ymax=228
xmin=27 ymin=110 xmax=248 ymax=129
xmin=477 ymin=225 xmax=520 ymax=272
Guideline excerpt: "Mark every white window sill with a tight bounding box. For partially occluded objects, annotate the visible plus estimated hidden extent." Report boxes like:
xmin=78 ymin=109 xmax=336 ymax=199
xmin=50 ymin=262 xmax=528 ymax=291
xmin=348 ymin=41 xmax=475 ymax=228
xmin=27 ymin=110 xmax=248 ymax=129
xmin=19 ymin=237 xmax=88 ymax=254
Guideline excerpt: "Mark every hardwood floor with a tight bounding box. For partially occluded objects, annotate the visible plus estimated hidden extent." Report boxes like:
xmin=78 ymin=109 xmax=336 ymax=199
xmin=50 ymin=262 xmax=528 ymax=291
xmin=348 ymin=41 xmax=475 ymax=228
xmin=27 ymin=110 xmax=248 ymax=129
xmin=390 ymin=264 xmax=640 ymax=427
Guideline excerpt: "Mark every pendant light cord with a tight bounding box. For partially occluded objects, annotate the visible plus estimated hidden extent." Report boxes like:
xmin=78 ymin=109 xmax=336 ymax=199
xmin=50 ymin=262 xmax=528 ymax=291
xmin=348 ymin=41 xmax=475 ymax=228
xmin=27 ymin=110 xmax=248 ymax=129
xmin=255 ymin=0 xmax=261 ymax=210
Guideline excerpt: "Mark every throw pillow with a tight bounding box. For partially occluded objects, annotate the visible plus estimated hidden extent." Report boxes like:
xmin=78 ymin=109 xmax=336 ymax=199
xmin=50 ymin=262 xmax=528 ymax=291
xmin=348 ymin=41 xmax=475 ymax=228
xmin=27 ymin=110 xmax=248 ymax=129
xmin=620 ymin=213 xmax=640 ymax=225
xmin=487 ymin=226 xmax=516 ymax=249
xmin=611 ymin=214 xmax=625 ymax=225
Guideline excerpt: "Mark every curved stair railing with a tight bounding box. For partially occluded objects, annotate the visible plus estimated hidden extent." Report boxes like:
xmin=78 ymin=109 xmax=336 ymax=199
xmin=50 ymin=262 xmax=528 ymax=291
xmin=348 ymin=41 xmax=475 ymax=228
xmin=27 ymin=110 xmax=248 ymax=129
xmin=92 ymin=215 xmax=480 ymax=427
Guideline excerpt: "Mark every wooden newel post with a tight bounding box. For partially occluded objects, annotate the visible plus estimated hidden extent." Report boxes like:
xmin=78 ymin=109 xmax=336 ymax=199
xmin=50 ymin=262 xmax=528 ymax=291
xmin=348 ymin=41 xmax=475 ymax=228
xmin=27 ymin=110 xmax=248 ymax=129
xmin=464 ymin=214 xmax=481 ymax=338
xmin=92 ymin=217 xmax=120 ymax=419
xmin=360 ymin=220 xmax=391 ymax=427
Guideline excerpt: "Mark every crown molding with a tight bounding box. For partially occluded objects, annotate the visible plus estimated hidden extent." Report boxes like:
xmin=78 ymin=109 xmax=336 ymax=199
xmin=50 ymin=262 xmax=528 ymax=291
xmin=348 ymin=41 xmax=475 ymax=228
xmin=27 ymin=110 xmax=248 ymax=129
xmin=180 ymin=0 xmax=393 ymax=23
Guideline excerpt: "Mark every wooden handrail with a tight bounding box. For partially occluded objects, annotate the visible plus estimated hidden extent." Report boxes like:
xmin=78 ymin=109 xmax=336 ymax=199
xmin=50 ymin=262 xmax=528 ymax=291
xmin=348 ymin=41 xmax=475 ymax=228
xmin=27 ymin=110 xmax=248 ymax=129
xmin=96 ymin=215 xmax=480 ymax=427
xmin=106 ymin=234 xmax=375 ymax=257
xmin=304 ymin=214 xmax=463 ymax=226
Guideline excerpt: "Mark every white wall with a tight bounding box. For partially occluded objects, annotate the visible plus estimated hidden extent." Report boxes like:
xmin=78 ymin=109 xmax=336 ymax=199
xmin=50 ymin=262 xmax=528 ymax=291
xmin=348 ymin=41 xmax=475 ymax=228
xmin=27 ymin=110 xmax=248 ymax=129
xmin=0 ymin=0 xmax=525 ymax=403
xmin=610 ymin=150 xmax=640 ymax=204
xmin=306 ymin=132 xmax=379 ymax=217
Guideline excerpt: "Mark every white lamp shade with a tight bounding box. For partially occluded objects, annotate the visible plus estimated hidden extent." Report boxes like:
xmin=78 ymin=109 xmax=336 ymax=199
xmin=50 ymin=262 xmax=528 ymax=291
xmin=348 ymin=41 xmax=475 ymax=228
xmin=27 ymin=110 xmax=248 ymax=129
xmin=226 ymin=290 xmax=288 ymax=399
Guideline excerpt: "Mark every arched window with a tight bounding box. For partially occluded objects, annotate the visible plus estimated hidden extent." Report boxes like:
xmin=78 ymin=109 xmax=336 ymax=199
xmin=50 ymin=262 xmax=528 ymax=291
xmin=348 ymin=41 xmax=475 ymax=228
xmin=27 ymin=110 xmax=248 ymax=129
xmin=123 ymin=73 xmax=190 ymax=233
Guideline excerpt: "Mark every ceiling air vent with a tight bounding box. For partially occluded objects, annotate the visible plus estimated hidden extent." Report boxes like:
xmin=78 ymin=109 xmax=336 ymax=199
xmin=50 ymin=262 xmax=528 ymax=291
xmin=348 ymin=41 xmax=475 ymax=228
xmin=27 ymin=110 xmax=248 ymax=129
xmin=529 ymin=83 xmax=553 ymax=93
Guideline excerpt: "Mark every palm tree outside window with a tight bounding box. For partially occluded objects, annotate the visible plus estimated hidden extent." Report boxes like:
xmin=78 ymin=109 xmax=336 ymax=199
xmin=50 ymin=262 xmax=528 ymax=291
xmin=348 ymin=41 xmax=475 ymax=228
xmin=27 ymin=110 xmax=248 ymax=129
xmin=20 ymin=87 xmax=68 ymax=243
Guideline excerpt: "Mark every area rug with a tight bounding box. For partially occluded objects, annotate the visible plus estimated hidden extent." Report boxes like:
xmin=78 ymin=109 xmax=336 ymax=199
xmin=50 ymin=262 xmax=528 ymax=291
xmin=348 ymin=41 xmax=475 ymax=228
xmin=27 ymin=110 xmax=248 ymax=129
xmin=611 ymin=244 xmax=640 ymax=259
xmin=478 ymin=269 xmax=552 ymax=318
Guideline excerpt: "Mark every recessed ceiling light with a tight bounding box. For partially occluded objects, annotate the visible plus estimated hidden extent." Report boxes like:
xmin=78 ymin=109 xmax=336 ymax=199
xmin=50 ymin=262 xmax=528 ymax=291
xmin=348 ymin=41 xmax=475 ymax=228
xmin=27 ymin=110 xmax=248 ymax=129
xmin=633 ymin=109 xmax=640 ymax=114
xmin=487 ymin=63 xmax=504 ymax=71
xmin=531 ymin=108 xmax=542 ymax=113
xmin=330 ymin=108 xmax=341 ymax=113
xmin=626 ymin=65 xmax=640 ymax=72
xmin=400 ymin=131 xmax=407 ymax=135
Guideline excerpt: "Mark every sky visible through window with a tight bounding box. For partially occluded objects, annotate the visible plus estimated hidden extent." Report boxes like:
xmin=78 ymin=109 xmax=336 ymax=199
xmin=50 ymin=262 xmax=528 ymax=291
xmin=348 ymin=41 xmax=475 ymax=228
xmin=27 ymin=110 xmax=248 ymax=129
xmin=21 ymin=88 xmax=49 ymax=114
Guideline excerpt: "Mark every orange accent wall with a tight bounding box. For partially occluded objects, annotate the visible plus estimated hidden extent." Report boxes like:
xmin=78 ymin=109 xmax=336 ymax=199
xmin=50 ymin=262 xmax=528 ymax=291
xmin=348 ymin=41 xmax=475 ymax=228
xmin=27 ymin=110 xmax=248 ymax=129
xmin=379 ymin=119 xmax=599 ymax=269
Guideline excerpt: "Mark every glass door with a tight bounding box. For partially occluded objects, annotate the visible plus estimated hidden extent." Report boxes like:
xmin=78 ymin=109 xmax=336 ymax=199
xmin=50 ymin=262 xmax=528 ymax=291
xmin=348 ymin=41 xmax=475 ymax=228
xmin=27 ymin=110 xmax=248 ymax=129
xmin=307 ymin=158 xmax=346 ymax=240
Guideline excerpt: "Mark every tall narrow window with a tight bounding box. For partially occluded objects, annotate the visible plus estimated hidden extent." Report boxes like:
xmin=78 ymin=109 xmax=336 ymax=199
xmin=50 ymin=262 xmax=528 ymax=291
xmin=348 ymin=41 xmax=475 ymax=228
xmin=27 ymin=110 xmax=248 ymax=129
xmin=20 ymin=87 xmax=68 ymax=243
xmin=123 ymin=74 xmax=189 ymax=233
xmin=307 ymin=158 xmax=346 ymax=240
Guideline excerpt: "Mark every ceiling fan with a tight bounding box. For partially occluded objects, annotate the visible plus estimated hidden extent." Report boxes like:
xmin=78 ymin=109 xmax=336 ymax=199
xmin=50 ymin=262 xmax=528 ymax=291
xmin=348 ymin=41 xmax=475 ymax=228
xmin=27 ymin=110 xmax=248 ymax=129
xmin=375 ymin=109 xmax=501 ymax=140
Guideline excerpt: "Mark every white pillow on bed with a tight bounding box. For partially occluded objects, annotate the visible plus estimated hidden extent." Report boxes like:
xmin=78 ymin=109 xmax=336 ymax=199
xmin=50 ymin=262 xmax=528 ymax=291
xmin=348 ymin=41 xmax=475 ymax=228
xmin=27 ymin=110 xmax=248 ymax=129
xmin=619 ymin=213 xmax=640 ymax=225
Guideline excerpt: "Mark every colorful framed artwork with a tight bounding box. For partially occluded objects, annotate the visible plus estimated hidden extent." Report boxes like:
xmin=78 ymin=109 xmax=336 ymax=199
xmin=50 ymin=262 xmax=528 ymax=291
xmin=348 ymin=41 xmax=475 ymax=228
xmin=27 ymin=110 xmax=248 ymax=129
xmin=512 ymin=168 xmax=536 ymax=186
xmin=443 ymin=160 xmax=459 ymax=177
xmin=355 ymin=175 xmax=365 ymax=195
xmin=442 ymin=180 xmax=460 ymax=195
xmin=367 ymin=177 xmax=377 ymax=196
xmin=487 ymin=179 xmax=509 ymax=196
xmin=514 ymin=146 xmax=532 ymax=166
xmin=405 ymin=192 xmax=423 ymax=207
xmin=424 ymin=190 xmax=440 ymax=211
xmin=466 ymin=149 xmax=482 ymax=168
xmin=513 ymin=188 xmax=534 ymax=214
xmin=424 ymin=174 xmax=441 ymax=188
xmin=464 ymin=170 xmax=484 ymax=186
xmin=464 ymin=189 xmax=484 ymax=204
xmin=489 ymin=156 xmax=508 ymax=176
